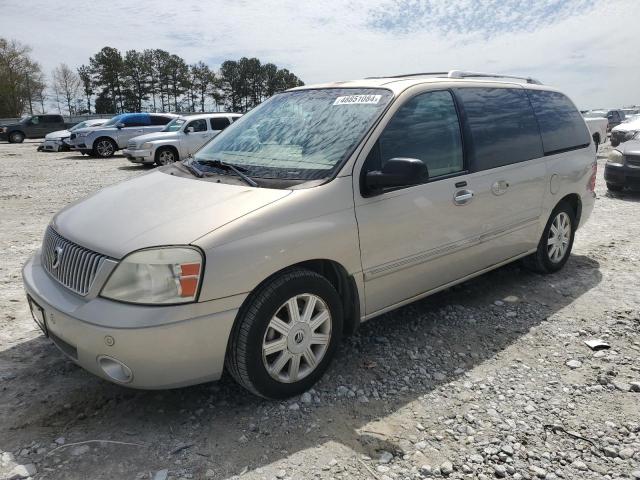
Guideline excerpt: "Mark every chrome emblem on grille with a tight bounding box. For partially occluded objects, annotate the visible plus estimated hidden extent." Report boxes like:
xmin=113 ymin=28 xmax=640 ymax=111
xmin=52 ymin=246 xmax=63 ymax=269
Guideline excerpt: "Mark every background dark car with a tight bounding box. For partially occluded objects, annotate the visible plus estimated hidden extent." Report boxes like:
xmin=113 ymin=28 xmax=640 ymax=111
xmin=0 ymin=114 xmax=67 ymax=143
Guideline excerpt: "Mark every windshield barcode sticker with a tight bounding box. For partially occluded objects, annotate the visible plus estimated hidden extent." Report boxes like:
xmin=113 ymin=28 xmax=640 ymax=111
xmin=333 ymin=95 xmax=382 ymax=105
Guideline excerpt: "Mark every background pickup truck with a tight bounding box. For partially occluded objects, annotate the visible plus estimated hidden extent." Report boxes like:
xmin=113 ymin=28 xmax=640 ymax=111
xmin=583 ymin=116 xmax=608 ymax=149
xmin=0 ymin=115 xmax=69 ymax=143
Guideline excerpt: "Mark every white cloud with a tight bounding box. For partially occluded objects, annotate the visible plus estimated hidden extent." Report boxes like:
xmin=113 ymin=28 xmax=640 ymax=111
xmin=2 ymin=0 xmax=639 ymax=108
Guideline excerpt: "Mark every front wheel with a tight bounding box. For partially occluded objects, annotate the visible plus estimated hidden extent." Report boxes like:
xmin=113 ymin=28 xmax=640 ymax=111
xmin=155 ymin=147 xmax=178 ymax=166
xmin=523 ymin=201 xmax=576 ymax=274
xmin=92 ymin=138 xmax=117 ymax=158
xmin=226 ymin=268 xmax=343 ymax=399
xmin=8 ymin=131 xmax=25 ymax=143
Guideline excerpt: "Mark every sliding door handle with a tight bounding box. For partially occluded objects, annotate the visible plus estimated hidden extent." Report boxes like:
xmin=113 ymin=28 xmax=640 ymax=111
xmin=454 ymin=189 xmax=474 ymax=205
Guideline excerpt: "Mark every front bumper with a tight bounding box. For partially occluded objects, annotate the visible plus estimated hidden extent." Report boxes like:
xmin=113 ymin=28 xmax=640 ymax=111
xmin=39 ymin=139 xmax=68 ymax=152
xmin=22 ymin=252 xmax=241 ymax=389
xmin=123 ymin=148 xmax=153 ymax=164
xmin=604 ymin=162 xmax=640 ymax=188
xmin=0 ymin=132 xmax=8 ymax=142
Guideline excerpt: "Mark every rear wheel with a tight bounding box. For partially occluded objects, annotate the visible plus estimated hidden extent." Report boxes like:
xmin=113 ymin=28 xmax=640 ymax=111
xmin=607 ymin=182 xmax=624 ymax=192
xmin=155 ymin=147 xmax=178 ymax=166
xmin=93 ymin=138 xmax=117 ymax=158
xmin=226 ymin=268 xmax=343 ymax=399
xmin=523 ymin=201 xmax=575 ymax=274
xmin=8 ymin=131 xmax=24 ymax=143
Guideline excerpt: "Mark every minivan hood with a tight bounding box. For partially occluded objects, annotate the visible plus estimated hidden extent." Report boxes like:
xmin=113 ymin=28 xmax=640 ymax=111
xmin=45 ymin=129 xmax=71 ymax=140
xmin=52 ymin=171 xmax=291 ymax=259
xmin=129 ymin=131 xmax=176 ymax=144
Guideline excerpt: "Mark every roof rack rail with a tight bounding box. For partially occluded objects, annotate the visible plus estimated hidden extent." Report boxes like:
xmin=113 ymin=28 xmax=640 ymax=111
xmin=366 ymin=72 xmax=449 ymax=79
xmin=447 ymin=70 xmax=542 ymax=85
xmin=366 ymin=70 xmax=543 ymax=85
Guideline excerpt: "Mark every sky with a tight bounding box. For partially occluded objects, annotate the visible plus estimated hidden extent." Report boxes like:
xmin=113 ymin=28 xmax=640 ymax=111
xmin=1 ymin=0 xmax=639 ymax=109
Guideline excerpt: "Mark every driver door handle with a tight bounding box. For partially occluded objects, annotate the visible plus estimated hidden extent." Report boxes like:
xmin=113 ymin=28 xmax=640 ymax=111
xmin=454 ymin=189 xmax=474 ymax=205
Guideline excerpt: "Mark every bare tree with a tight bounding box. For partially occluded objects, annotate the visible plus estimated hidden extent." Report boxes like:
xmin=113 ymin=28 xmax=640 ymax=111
xmin=52 ymin=63 xmax=81 ymax=115
xmin=0 ymin=37 xmax=44 ymax=116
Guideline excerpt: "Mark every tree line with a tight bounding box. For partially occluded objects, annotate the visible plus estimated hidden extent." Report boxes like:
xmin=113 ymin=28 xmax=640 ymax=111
xmin=0 ymin=38 xmax=304 ymax=117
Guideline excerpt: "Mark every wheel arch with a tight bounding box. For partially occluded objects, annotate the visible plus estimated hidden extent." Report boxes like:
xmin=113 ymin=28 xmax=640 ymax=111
xmin=556 ymin=193 xmax=582 ymax=227
xmin=155 ymin=144 xmax=180 ymax=162
xmin=93 ymin=135 xmax=117 ymax=149
xmin=235 ymin=259 xmax=361 ymax=337
xmin=8 ymin=129 xmax=25 ymax=141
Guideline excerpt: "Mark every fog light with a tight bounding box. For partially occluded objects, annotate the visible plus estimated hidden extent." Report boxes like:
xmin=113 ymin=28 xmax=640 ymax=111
xmin=97 ymin=355 xmax=133 ymax=383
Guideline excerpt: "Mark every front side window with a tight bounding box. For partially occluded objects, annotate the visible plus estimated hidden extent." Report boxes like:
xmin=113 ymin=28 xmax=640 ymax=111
xmin=456 ymin=87 xmax=543 ymax=171
xmin=186 ymin=119 xmax=207 ymax=132
xmin=122 ymin=114 xmax=150 ymax=127
xmin=527 ymin=90 xmax=591 ymax=154
xmin=363 ymin=90 xmax=464 ymax=181
xmin=164 ymin=118 xmax=187 ymax=132
xmin=30 ymin=116 xmax=40 ymax=125
xmin=194 ymin=88 xmax=393 ymax=180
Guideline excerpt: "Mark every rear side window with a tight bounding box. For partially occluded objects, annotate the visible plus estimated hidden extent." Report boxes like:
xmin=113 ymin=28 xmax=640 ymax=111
xmin=365 ymin=90 xmax=464 ymax=180
xmin=151 ymin=115 xmax=173 ymax=125
xmin=43 ymin=115 xmax=62 ymax=123
xmin=527 ymin=90 xmax=591 ymax=154
xmin=455 ymin=87 xmax=543 ymax=171
xmin=210 ymin=117 xmax=231 ymax=130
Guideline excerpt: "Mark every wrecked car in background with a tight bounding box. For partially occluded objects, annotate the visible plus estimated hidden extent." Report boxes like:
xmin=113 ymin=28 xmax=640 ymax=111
xmin=605 ymin=131 xmax=640 ymax=191
xmin=610 ymin=117 xmax=640 ymax=147
xmin=38 ymin=119 xmax=108 ymax=152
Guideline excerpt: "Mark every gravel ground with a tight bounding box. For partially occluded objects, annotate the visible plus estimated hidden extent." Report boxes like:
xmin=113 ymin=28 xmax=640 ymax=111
xmin=0 ymin=140 xmax=639 ymax=480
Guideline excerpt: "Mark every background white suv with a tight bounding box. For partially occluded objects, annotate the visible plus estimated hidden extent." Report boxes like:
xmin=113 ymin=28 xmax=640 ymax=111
xmin=123 ymin=113 xmax=241 ymax=166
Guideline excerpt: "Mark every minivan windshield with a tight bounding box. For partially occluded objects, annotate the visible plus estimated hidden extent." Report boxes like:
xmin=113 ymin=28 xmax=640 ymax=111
xmin=193 ymin=88 xmax=393 ymax=180
xmin=163 ymin=118 xmax=187 ymax=132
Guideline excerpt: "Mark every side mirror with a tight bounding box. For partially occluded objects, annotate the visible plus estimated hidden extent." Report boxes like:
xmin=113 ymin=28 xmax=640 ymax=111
xmin=365 ymin=157 xmax=428 ymax=192
xmin=116 ymin=122 xmax=125 ymax=129
xmin=185 ymin=127 xmax=194 ymax=134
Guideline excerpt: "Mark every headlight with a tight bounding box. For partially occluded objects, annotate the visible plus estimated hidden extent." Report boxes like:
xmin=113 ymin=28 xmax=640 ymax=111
xmin=101 ymin=247 xmax=203 ymax=304
xmin=141 ymin=142 xmax=153 ymax=149
xmin=77 ymin=132 xmax=89 ymax=138
xmin=0 ymin=127 xmax=5 ymax=133
xmin=607 ymin=150 xmax=624 ymax=165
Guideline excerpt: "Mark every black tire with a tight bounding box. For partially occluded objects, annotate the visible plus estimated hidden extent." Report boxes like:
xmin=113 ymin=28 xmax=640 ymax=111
xmin=226 ymin=268 xmax=344 ymax=399
xmin=92 ymin=137 xmax=117 ymax=158
xmin=8 ymin=131 xmax=25 ymax=143
xmin=523 ymin=201 xmax=576 ymax=274
xmin=607 ymin=182 xmax=624 ymax=192
xmin=155 ymin=147 xmax=178 ymax=166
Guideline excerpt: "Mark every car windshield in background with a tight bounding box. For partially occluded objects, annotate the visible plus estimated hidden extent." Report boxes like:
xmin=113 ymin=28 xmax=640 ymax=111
xmin=584 ymin=111 xmax=606 ymax=118
xmin=194 ymin=88 xmax=393 ymax=180
xmin=163 ymin=118 xmax=187 ymax=132
xmin=101 ymin=115 xmax=124 ymax=127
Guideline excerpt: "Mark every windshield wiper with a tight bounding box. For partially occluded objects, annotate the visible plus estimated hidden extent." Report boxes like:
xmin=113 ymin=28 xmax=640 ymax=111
xmin=196 ymin=159 xmax=258 ymax=187
xmin=178 ymin=159 xmax=203 ymax=178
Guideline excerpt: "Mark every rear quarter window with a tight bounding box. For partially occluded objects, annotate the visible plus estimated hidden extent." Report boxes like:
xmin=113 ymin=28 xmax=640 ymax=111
xmin=455 ymin=87 xmax=543 ymax=171
xmin=527 ymin=90 xmax=591 ymax=154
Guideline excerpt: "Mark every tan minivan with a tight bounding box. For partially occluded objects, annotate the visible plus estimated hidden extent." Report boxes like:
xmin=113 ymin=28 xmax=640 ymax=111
xmin=23 ymin=71 xmax=596 ymax=398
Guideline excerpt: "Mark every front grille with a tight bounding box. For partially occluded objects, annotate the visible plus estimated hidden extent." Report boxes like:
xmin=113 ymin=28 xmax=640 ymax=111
xmin=127 ymin=141 xmax=137 ymax=150
xmin=42 ymin=226 xmax=107 ymax=296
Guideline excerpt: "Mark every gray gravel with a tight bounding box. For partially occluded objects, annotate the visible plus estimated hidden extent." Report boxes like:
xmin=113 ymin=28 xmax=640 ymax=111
xmin=0 ymin=140 xmax=639 ymax=479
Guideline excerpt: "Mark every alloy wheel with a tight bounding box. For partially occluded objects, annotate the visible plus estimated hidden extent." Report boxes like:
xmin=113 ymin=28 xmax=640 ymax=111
xmin=262 ymin=294 xmax=332 ymax=383
xmin=158 ymin=150 xmax=175 ymax=165
xmin=96 ymin=140 xmax=114 ymax=157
